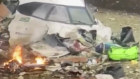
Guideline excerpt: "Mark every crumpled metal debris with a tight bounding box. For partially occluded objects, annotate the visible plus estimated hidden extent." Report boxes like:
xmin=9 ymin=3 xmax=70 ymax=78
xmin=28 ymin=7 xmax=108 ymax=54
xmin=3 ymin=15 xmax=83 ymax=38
xmin=98 ymin=64 xmax=125 ymax=79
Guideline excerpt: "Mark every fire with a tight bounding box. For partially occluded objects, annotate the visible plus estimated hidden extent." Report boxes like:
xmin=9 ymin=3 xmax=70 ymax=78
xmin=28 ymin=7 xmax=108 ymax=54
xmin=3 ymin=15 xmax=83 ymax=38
xmin=35 ymin=56 xmax=46 ymax=65
xmin=3 ymin=45 xmax=48 ymax=73
xmin=12 ymin=45 xmax=22 ymax=63
xmin=4 ymin=45 xmax=47 ymax=66
xmin=4 ymin=45 xmax=22 ymax=66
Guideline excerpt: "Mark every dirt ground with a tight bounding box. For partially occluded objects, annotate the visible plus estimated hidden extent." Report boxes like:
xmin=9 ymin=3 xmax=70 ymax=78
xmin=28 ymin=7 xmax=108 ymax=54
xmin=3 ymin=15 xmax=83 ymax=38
xmin=95 ymin=8 xmax=140 ymax=79
xmin=95 ymin=9 xmax=140 ymax=42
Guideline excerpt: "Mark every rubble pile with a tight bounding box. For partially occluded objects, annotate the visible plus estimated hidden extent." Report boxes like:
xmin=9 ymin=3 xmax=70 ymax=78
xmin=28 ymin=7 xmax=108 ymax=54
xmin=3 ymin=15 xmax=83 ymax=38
xmin=0 ymin=19 xmax=139 ymax=79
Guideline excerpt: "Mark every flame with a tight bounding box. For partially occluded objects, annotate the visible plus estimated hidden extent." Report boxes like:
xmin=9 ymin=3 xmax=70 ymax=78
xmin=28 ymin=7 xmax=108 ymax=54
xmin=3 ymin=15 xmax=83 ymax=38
xmin=12 ymin=45 xmax=22 ymax=63
xmin=4 ymin=45 xmax=22 ymax=66
xmin=4 ymin=59 xmax=13 ymax=66
xmin=35 ymin=56 xmax=46 ymax=65
xmin=3 ymin=45 xmax=48 ymax=73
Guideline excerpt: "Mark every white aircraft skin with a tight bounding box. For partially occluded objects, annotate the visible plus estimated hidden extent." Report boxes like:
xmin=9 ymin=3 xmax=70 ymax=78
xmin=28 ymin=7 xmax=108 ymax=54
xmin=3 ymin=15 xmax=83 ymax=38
xmin=8 ymin=0 xmax=112 ymax=46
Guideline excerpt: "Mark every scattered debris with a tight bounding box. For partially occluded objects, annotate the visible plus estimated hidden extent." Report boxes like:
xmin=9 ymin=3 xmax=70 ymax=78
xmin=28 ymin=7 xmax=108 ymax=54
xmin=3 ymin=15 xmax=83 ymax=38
xmin=0 ymin=45 xmax=49 ymax=74
xmin=98 ymin=64 xmax=125 ymax=79
xmin=0 ymin=0 xmax=139 ymax=79
xmin=0 ymin=25 xmax=139 ymax=79
xmin=54 ymin=56 xmax=88 ymax=63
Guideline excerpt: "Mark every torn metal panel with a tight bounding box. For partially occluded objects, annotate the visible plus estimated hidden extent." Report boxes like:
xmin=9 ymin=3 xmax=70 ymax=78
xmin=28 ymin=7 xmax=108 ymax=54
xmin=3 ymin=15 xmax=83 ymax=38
xmin=30 ymin=34 xmax=70 ymax=58
xmin=31 ymin=41 xmax=69 ymax=58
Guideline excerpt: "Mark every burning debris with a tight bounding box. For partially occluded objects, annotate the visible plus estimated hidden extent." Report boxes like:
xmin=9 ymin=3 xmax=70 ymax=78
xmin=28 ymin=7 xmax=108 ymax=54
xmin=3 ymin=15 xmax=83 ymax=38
xmin=0 ymin=45 xmax=49 ymax=74
xmin=35 ymin=56 xmax=47 ymax=65
xmin=4 ymin=45 xmax=23 ymax=65
xmin=4 ymin=59 xmax=22 ymax=73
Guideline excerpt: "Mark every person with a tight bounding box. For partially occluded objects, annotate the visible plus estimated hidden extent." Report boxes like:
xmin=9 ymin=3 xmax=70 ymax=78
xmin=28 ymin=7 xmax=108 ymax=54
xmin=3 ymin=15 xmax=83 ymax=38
xmin=0 ymin=2 xmax=10 ymax=50
xmin=0 ymin=2 xmax=10 ymax=22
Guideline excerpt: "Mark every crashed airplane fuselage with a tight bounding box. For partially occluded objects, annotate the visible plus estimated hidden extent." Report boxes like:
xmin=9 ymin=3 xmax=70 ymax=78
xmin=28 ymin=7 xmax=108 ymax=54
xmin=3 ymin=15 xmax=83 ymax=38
xmin=8 ymin=0 xmax=112 ymax=46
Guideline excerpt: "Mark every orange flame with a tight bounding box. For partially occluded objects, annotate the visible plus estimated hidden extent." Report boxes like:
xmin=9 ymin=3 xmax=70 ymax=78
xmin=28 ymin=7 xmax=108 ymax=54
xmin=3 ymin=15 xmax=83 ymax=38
xmin=4 ymin=45 xmax=47 ymax=68
xmin=35 ymin=57 xmax=46 ymax=65
xmin=12 ymin=45 xmax=22 ymax=63
xmin=4 ymin=46 xmax=22 ymax=66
